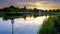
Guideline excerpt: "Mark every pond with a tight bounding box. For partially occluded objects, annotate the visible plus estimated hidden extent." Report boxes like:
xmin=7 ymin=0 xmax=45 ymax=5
xmin=0 ymin=16 xmax=48 ymax=34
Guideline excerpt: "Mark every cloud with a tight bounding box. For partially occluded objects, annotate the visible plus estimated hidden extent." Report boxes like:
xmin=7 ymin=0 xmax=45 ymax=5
xmin=0 ymin=0 xmax=60 ymax=9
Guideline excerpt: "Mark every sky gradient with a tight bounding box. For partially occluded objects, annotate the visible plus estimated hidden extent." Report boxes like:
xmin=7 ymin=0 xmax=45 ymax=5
xmin=0 ymin=0 xmax=60 ymax=10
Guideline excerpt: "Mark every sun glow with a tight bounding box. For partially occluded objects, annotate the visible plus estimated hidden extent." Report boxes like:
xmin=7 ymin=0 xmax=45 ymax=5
xmin=25 ymin=2 xmax=60 ymax=10
xmin=36 ymin=7 xmax=46 ymax=10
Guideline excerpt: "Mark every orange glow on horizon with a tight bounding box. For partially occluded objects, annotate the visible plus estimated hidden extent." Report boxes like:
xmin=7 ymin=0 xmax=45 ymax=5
xmin=23 ymin=2 xmax=60 ymax=10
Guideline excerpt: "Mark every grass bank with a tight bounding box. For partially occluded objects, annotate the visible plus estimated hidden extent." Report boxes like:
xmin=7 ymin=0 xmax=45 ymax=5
xmin=38 ymin=15 xmax=60 ymax=34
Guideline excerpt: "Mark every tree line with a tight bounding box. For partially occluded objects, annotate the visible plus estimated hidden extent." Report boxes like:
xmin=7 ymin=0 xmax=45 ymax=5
xmin=0 ymin=6 xmax=60 ymax=20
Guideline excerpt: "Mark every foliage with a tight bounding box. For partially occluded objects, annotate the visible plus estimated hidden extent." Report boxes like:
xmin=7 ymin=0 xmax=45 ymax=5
xmin=0 ymin=6 xmax=60 ymax=20
xmin=38 ymin=15 xmax=60 ymax=34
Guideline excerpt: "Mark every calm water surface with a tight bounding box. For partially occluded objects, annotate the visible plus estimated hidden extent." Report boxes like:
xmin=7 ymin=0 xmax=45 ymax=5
xmin=0 ymin=16 xmax=48 ymax=34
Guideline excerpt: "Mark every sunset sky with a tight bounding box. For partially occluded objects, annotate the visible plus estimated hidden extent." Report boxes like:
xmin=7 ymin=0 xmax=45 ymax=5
xmin=0 ymin=0 xmax=60 ymax=10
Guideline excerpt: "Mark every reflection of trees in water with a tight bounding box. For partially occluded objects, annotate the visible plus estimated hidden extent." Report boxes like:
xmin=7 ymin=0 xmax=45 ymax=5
xmin=0 ymin=5 xmax=60 ymax=20
xmin=0 ymin=6 xmax=60 ymax=34
xmin=0 ymin=6 xmax=38 ymax=34
xmin=11 ymin=17 xmax=14 ymax=34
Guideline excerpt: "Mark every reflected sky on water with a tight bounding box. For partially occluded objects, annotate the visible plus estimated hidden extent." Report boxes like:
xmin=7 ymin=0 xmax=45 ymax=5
xmin=0 ymin=16 xmax=48 ymax=34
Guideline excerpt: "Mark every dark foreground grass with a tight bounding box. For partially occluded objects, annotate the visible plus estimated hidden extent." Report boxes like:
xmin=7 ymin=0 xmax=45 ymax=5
xmin=38 ymin=15 xmax=60 ymax=34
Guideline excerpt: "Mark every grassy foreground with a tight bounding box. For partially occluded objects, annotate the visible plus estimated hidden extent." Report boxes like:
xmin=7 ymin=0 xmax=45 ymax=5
xmin=38 ymin=15 xmax=60 ymax=34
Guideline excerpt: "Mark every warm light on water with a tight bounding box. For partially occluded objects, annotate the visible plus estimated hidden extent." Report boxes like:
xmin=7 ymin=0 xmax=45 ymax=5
xmin=0 ymin=16 xmax=49 ymax=34
xmin=15 ymin=16 xmax=49 ymax=24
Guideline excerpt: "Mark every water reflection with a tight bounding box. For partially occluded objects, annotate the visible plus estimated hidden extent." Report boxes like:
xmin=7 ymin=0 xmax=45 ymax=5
xmin=0 ymin=16 xmax=48 ymax=34
xmin=11 ymin=18 xmax=14 ymax=34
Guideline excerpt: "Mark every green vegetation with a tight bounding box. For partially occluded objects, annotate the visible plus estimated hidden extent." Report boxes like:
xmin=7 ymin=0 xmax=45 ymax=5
xmin=0 ymin=6 xmax=41 ymax=20
xmin=0 ymin=6 xmax=60 ymax=34
xmin=0 ymin=6 xmax=60 ymax=20
xmin=38 ymin=15 xmax=60 ymax=34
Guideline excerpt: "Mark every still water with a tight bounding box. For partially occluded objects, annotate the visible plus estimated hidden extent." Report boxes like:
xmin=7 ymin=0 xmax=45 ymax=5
xmin=0 ymin=16 xmax=48 ymax=34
